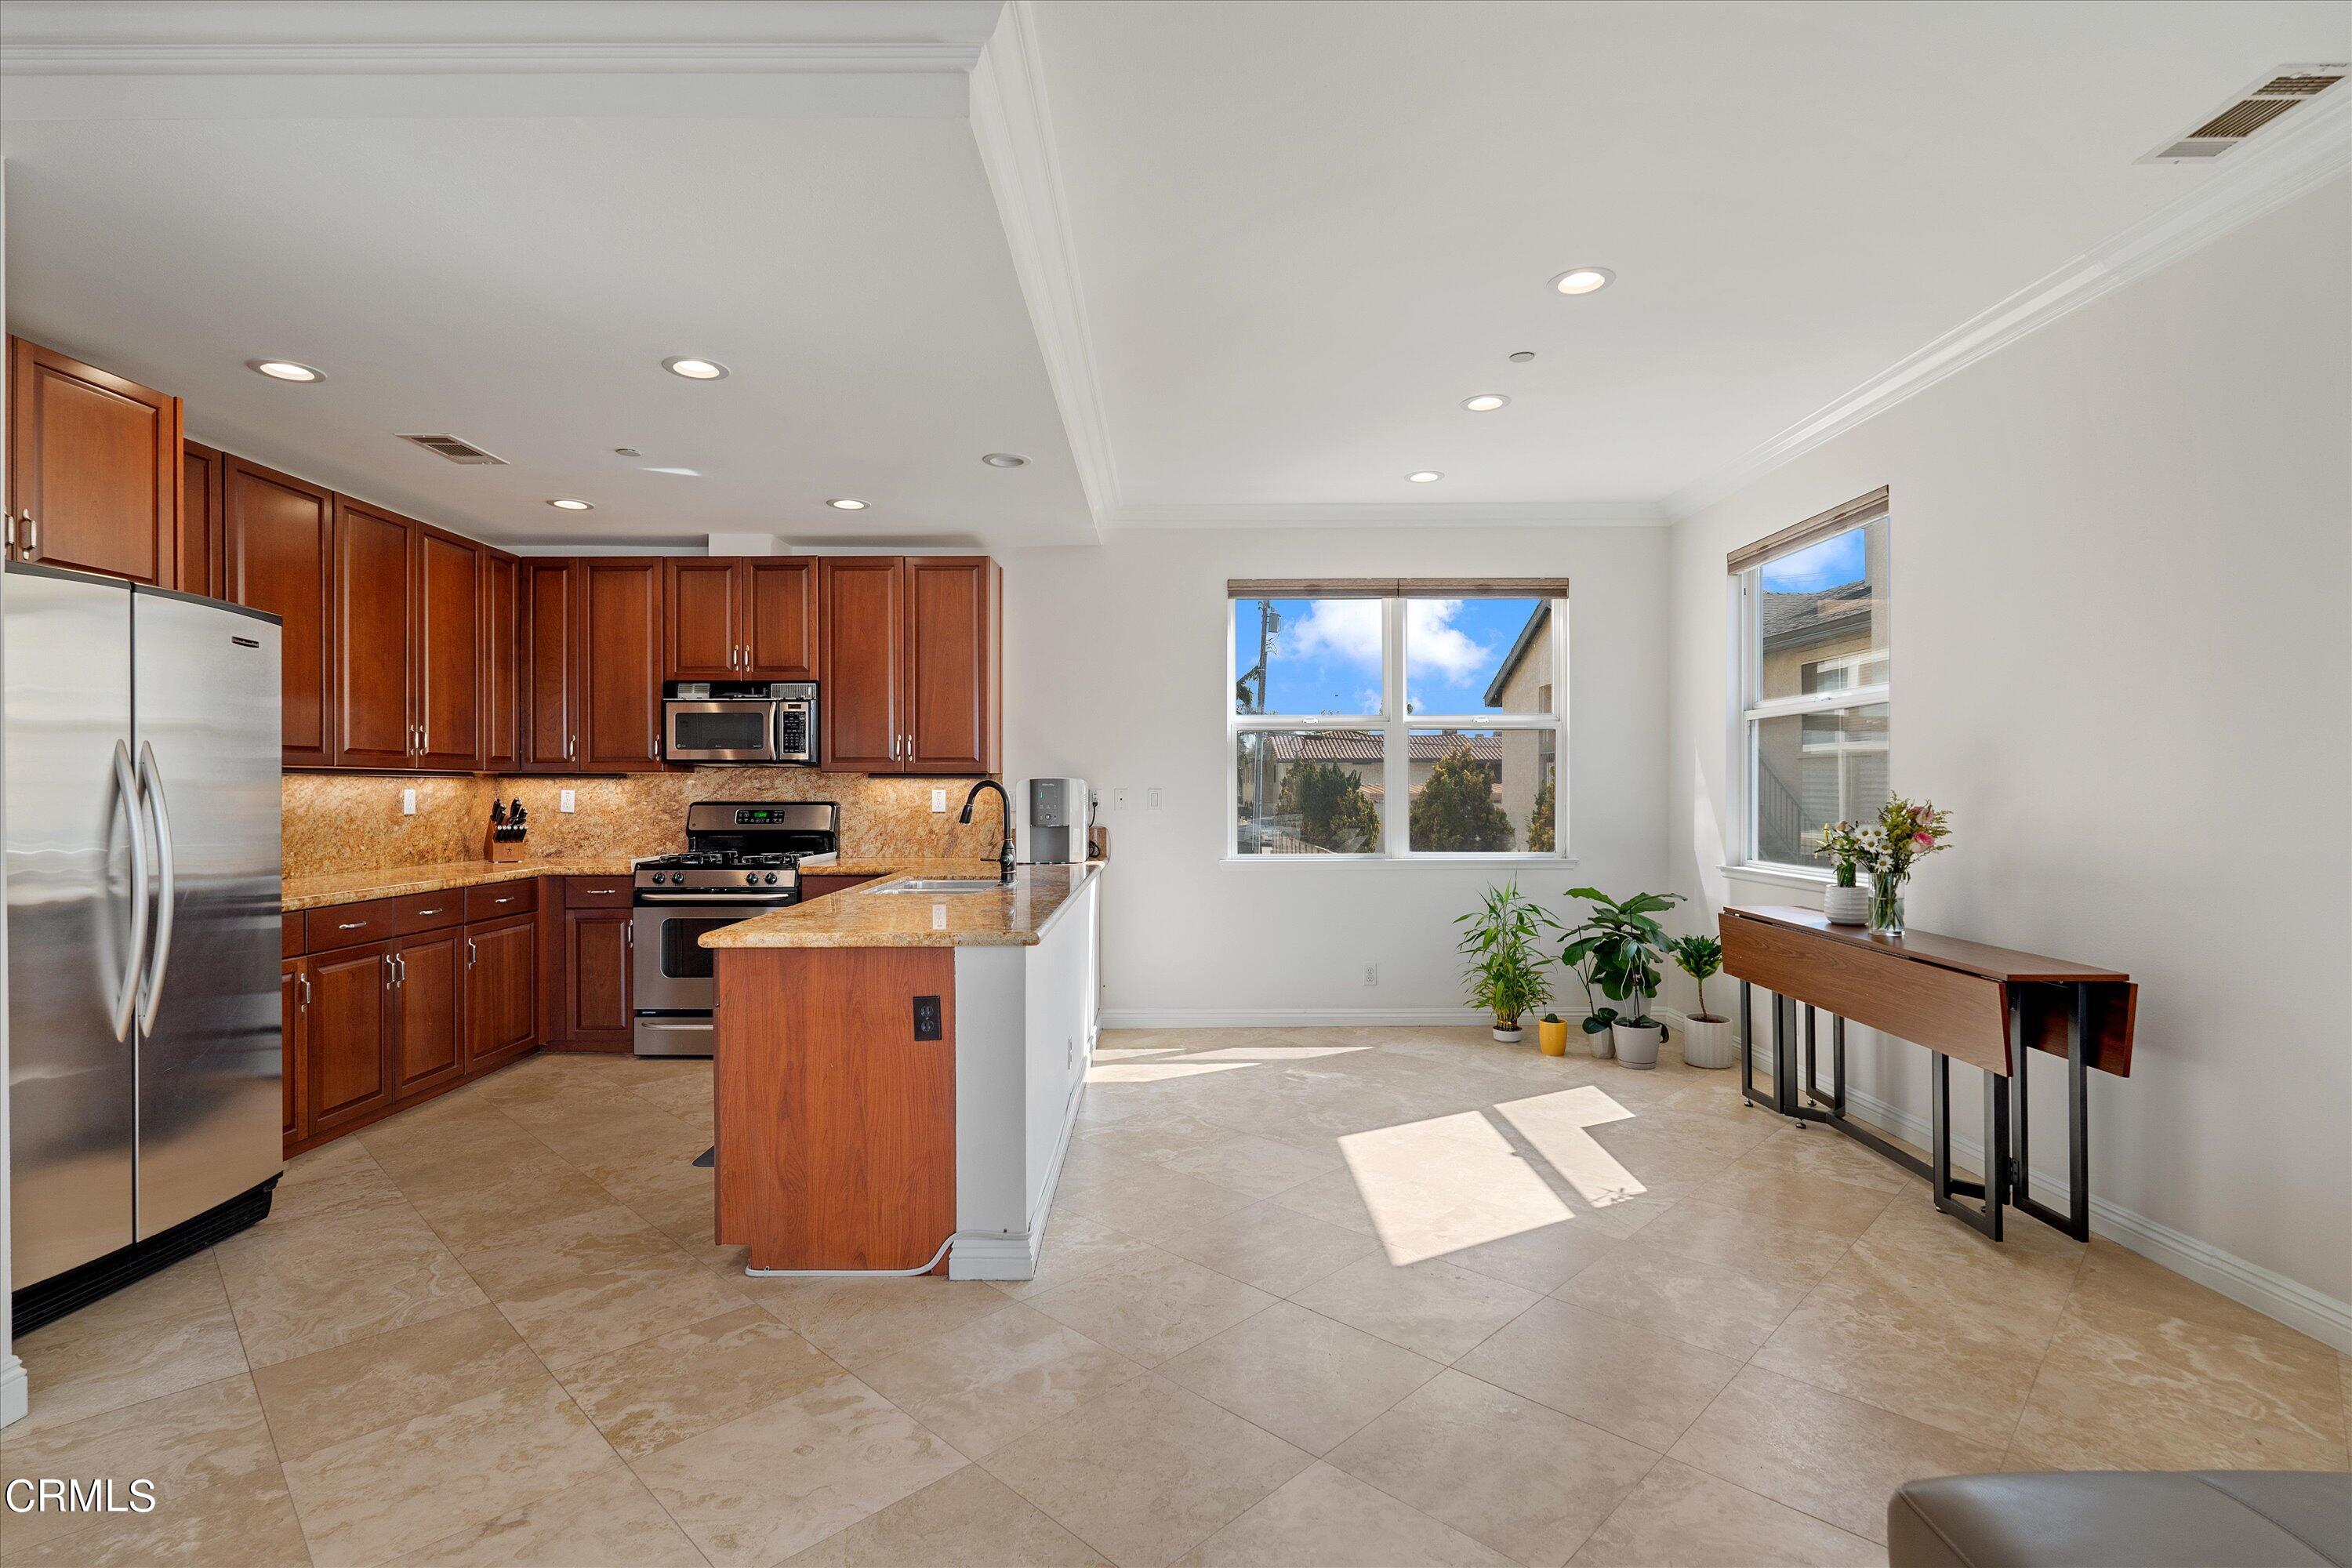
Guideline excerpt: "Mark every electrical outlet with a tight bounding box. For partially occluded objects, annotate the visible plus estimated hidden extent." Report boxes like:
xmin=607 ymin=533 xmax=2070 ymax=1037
xmin=1112 ymin=787 xmax=1134 ymax=812
xmin=1363 ymin=963 xmax=1379 ymax=987
xmin=1146 ymin=787 xmax=1164 ymax=811
xmin=559 ymin=789 xmax=576 ymax=813
xmin=912 ymin=994 xmax=942 ymax=1040
xmin=401 ymin=787 xmax=416 ymax=816
xmin=931 ymin=788 xmax=948 ymax=813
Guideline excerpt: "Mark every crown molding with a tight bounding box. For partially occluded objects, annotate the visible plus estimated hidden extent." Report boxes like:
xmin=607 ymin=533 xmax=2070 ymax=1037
xmin=0 ymin=40 xmax=985 ymax=74
xmin=1666 ymin=89 xmax=2352 ymax=520
xmin=1106 ymin=500 xmax=1668 ymax=530
xmin=969 ymin=0 xmax=1119 ymax=535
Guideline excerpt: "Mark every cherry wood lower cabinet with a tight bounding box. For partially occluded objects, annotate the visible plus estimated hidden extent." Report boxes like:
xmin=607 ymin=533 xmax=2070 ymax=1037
xmin=303 ymin=941 xmax=397 ymax=1141
xmin=560 ymin=907 xmax=635 ymax=1050
xmin=391 ymin=929 xmax=466 ymax=1100
xmin=281 ymin=959 xmax=310 ymax=1148
xmin=464 ymin=913 xmax=538 ymax=1072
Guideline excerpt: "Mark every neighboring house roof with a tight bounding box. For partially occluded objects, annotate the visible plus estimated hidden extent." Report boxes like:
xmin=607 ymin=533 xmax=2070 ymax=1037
xmin=1264 ymin=732 xmax=1501 ymax=763
xmin=1480 ymin=602 xmax=1551 ymax=708
xmin=1761 ymin=579 xmax=1871 ymax=648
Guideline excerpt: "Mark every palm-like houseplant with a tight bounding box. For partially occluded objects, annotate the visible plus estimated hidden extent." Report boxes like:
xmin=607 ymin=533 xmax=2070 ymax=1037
xmin=1561 ymin=887 xmax=1682 ymax=1067
xmin=1456 ymin=881 xmax=1555 ymax=1042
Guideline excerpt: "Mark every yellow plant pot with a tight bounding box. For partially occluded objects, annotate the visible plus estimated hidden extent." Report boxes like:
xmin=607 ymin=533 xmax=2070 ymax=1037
xmin=1537 ymin=1018 xmax=1570 ymax=1056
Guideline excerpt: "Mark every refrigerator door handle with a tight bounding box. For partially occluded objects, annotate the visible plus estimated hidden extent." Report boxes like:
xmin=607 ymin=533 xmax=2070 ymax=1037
xmin=110 ymin=739 xmax=153 ymax=1041
xmin=136 ymin=741 xmax=178 ymax=1036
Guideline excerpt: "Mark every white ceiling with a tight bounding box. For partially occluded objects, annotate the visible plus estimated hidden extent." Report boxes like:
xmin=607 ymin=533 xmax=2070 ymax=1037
xmin=2 ymin=1 xmax=2346 ymax=546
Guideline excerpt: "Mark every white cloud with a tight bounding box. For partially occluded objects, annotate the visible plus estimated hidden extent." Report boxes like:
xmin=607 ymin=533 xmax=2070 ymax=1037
xmin=1279 ymin=598 xmax=1381 ymax=666
xmin=1406 ymin=599 xmax=1490 ymax=682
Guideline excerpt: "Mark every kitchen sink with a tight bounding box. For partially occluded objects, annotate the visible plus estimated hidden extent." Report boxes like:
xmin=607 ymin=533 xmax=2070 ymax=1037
xmin=872 ymin=878 xmax=1008 ymax=894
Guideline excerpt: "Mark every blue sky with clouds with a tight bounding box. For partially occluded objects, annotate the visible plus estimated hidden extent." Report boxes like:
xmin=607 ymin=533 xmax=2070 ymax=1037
xmin=1232 ymin=597 xmax=1547 ymax=716
xmin=1760 ymin=526 xmax=1866 ymax=593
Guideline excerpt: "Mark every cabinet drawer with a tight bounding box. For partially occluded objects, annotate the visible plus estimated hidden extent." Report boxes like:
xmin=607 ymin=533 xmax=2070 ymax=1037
xmin=463 ymin=879 xmax=539 ymax=921
xmin=283 ymin=912 xmax=306 ymax=956
xmin=307 ymin=898 xmax=397 ymax=951
xmin=566 ymin=877 xmax=633 ymax=909
xmin=392 ymin=891 xmax=465 ymax=935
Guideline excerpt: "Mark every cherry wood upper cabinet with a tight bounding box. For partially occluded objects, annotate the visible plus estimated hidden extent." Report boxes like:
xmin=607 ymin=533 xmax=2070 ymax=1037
xmin=904 ymin=556 xmax=1000 ymax=775
xmin=576 ymin=557 xmax=666 ymax=771
xmin=332 ymin=497 xmax=417 ymax=771
xmin=481 ymin=550 xmax=522 ymax=771
xmin=664 ymin=557 xmax=742 ymax=680
xmin=412 ymin=525 xmax=483 ymax=771
xmin=745 ymin=558 xmax=818 ymax=679
xmin=821 ymin=555 xmax=998 ymax=774
xmin=520 ymin=557 xmax=579 ymax=771
xmin=220 ymin=455 xmax=335 ymax=767
xmin=179 ymin=440 xmax=221 ymax=599
xmin=819 ymin=557 xmax=903 ymax=771
xmin=5 ymin=337 xmax=182 ymax=586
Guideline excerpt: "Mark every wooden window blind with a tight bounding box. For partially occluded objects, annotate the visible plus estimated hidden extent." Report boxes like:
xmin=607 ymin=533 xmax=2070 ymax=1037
xmin=1227 ymin=576 xmax=1570 ymax=599
xmin=1725 ymin=487 xmax=1889 ymax=574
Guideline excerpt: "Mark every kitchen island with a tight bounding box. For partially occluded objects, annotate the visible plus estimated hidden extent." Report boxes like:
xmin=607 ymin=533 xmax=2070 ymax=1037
xmin=701 ymin=862 xmax=1102 ymax=1280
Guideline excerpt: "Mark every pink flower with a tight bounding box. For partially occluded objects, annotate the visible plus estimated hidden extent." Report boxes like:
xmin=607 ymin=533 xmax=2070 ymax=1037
xmin=1915 ymin=831 xmax=1934 ymax=847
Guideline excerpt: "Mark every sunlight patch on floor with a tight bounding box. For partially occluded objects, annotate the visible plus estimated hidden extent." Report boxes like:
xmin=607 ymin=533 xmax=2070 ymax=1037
xmin=1339 ymin=1110 xmax=1573 ymax=1265
xmin=1086 ymin=1060 xmax=1255 ymax=1083
xmin=1177 ymin=1045 xmax=1374 ymax=1062
xmin=1496 ymin=1084 xmax=1647 ymax=1209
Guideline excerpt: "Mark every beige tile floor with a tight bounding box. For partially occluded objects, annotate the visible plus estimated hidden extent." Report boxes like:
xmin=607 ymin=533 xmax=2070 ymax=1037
xmin=5 ymin=1029 xmax=2346 ymax=1568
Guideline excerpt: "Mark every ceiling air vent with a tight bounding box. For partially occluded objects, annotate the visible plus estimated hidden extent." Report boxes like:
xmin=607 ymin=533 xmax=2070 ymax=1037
xmin=398 ymin=433 xmax=506 ymax=465
xmin=2143 ymin=64 xmax=2346 ymax=163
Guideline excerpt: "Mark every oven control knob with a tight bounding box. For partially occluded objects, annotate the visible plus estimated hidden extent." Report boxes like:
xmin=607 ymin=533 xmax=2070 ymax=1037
xmin=746 ymin=872 xmax=759 ymax=884
xmin=650 ymin=872 xmax=666 ymax=884
xmin=763 ymin=873 xmax=778 ymax=884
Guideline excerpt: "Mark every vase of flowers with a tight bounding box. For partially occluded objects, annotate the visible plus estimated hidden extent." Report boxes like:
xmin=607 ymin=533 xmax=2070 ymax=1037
xmin=1815 ymin=822 xmax=1871 ymax=925
xmin=1847 ymin=797 xmax=1951 ymax=936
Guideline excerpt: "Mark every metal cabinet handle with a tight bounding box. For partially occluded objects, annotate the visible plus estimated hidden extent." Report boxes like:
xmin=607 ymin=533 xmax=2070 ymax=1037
xmin=336 ymin=920 xmax=365 ymax=930
xmin=567 ymin=735 xmax=577 ymax=760
xmin=297 ymin=970 xmax=311 ymax=1008
xmin=466 ymin=937 xmax=477 ymax=966
xmin=417 ymin=906 xmax=444 ymax=916
xmin=136 ymin=742 xmax=176 ymax=1036
xmin=111 ymin=740 xmax=151 ymax=1042
xmin=395 ymin=952 xmax=406 ymax=986
xmin=20 ymin=508 xmax=38 ymax=561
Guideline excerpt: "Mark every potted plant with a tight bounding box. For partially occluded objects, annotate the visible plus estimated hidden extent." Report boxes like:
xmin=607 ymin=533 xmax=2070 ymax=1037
xmin=1558 ymin=918 xmax=1617 ymax=1058
xmin=1537 ymin=1012 xmax=1570 ymax=1056
xmin=1667 ymin=933 xmax=1736 ymax=1069
xmin=1815 ymin=821 xmax=1871 ymax=925
xmin=1563 ymin=887 xmax=1681 ymax=1068
xmin=1456 ymin=881 xmax=1554 ymax=1043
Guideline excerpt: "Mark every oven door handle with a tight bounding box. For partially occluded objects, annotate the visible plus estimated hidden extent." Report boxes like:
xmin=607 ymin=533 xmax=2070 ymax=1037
xmin=633 ymin=892 xmax=797 ymax=905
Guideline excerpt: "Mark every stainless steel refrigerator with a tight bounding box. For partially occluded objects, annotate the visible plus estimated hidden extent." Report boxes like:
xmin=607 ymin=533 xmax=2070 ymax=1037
xmin=7 ymin=562 xmax=283 ymax=1331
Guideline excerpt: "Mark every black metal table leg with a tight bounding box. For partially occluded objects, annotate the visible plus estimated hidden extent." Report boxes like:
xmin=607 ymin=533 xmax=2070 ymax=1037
xmin=1802 ymin=1005 xmax=1820 ymax=1108
xmin=1831 ymin=1014 xmax=1846 ymax=1115
xmin=1931 ymin=1051 xmax=2002 ymax=1239
xmin=1739 ymin=981 xmax=1758 ymax=1105
xmin=2009 ymin=982 xmax=2094 ymax=1243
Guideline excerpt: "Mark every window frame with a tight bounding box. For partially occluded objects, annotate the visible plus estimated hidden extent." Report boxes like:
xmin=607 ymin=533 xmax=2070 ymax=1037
xmin=1731 ymin=510 xmax=1890 ymax=877
xmin=1225 ymin=591 xmax=1570 ymax=863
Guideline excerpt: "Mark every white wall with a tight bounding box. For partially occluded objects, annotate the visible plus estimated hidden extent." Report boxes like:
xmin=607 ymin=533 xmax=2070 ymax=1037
xmin=1001 ymin=522 xmax=1668 ymax=1023
xmin=1663 ymin=178 xmax=2352 ymax=1335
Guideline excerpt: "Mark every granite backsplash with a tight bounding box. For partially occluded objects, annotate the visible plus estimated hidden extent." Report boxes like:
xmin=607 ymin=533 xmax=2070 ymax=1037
xmin=282 ymin=768 xmax=1006 ymax=880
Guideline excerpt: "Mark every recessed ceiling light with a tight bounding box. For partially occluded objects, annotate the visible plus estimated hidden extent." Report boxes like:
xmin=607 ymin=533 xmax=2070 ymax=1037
xmin=826 ymin=497 xmax=868 ymax=510
xmin=981 ymin=452 xmax=1029 ymax=468
xmin=1508 ymin=350 xmax=1537 ymax=362
xmin=1549 ymin=267 xmax=1615 ymax=296
xmin=546 ymin=498 xmax=594 ymax=511
xmin=1406 ymin=471 xmax=1443 ymax=484
xmin=612 ymin=447 xmax=642 ymax=457
xmin=1462 ymin=394 xmax=1509 ymax=412
xmin=249 ymin=358 xmax=325 ymax=383
xmin=662 ymin=357 xmax=729 ymax=380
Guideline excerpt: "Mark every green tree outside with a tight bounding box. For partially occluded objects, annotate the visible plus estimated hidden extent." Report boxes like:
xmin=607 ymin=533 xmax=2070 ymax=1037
xmin=1526 ymin=771 xmax=1555 ymax=853
xmin=1277 ymin=758 xmax=1381 ymax=852
xmin=1411 ymin=743 xmax=1515 ymax=851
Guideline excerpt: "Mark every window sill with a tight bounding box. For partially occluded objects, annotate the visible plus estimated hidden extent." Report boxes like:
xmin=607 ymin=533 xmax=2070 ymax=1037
xmin=1225 ymin=855 xmax=1581 ymax=869
xmin=1718 ymin=862 xmax=1831 ymax=891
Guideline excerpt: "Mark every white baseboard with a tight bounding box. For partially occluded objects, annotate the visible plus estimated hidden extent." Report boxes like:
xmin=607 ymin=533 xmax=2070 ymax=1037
xmin=0 ymin=1354 xmax=25 ymax=1429
xmin=1102 ymin=1006 xmax=1497 ymax=1029
xmin=1721 ymin=1034 xmax=2352 ymax=1355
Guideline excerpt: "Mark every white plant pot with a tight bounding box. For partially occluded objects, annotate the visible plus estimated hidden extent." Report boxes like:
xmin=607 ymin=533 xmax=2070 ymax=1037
xmin=1491 ymin=1026 xmax=1523 ymax=1044
xmin=1611 ymin=1021 xmax=1665 ymax=1069
xmin=1679 ymin=1014 xmax=1738 ymax=1070
xmin=1822 ymin=884 xmax=1871 ymax=925
xmin=1588 ymin=1025 xmax=1614 ymax=1059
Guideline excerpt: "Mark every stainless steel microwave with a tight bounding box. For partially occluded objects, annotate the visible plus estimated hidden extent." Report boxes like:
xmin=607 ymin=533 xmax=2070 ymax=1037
xmin=662 ymin=681 xmax=817 ymax=764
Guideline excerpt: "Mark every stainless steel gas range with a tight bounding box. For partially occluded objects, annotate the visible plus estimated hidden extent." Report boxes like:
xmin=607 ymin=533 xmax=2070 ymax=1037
xmin=631 ymin=800 xmax=839 ymax=1057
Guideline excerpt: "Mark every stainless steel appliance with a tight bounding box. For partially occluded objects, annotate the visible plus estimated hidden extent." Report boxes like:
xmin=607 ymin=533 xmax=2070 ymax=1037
xmin=7 ymin=564 xmax=283 ymax=1333
xmin=662 ymin=681 xmax=817 ymax=765
xmin=1014 ymin=777 xmax=1092 ymax=864
xmin=632 ymin=800 xmax=839 ymax=1057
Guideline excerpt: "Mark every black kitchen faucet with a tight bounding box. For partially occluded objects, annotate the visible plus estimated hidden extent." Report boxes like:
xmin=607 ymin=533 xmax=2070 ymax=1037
xmin=960 ymin=779 xmax=1018 ymax=884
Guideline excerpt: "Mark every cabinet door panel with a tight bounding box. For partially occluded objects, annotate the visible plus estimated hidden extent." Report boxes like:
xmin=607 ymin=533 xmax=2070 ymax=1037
xmin=393 ymin=931 xmax=465 ymax=1099
xmin=481 ymin=550 xmax=522 ymax=771
xmin=818 ymin=557 xmax=902 ymax=771
xmin=308 ymin=943 xmax=392 ymax=1133
xmin=6 ymin=337 xmax=179 ymax=585
xmin=332 ymin=498 xmax=416 ymax=769
xmin=465 ymin=915 xmax=539 ymax=1072
xmin=180 ymin=440 xmax=221 ymax=599
xmin=744 ymin=557 xmax=818 ymax=679
xmin=220 ymin=456 xmax=335 ymax=766
xmin=414 ymin=527 xmax=483 ymax=771
xmin=904 ymin=556 xmax=997 ymax=775
xmin=564 ymin=909 xmax=633 ymax=1046
xmin=281 ymin=959 xmax=310 ymax=1149
xmin=665 ymin=557 xmax=741 ymax=680
xmin=521 ymin=559 xmax=576 ymax=770
xmin=577 ymin=558 xmax=664 ymax=771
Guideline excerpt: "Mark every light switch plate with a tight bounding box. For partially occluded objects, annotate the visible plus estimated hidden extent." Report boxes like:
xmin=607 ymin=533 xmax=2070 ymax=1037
xmin=559 ymin=789 xmax=576 ymax=813
xmin=1146 ymin=787 xmax=1164 ymax=811
xmin=401 ymin=787 xmax=416 ymax=816
xmin=931 ymin=788 xmax=947 ymax=812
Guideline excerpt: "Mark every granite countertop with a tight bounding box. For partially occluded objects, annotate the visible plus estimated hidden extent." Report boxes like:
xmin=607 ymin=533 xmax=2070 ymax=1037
xmin=280 ymin=853 xmax=1017 ymax=913
xmin=699 ymin=862 xmax=1102 ymax=949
